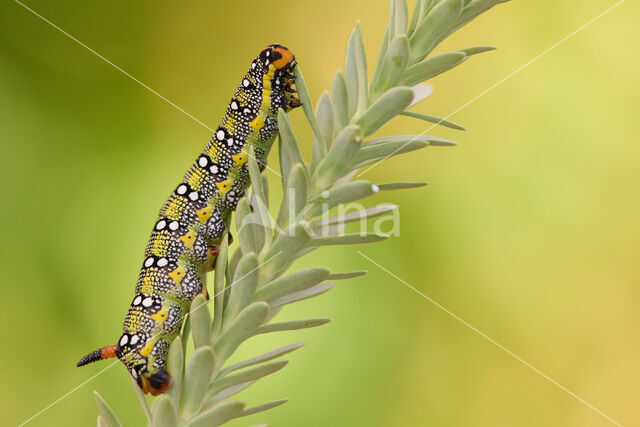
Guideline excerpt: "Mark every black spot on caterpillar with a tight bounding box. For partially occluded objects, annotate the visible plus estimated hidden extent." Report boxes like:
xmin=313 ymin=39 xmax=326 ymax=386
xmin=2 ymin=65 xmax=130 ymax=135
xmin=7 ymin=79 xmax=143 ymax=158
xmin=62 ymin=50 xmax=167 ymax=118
xmin=77 ymin=44 xmax=300 ymax=395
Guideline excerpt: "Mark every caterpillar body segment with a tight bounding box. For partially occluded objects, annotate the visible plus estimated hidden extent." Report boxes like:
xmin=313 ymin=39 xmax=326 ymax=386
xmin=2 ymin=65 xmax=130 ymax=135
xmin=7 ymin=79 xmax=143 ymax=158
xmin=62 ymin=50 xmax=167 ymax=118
xmin=77 ymin=44 xmax=300 ymax=395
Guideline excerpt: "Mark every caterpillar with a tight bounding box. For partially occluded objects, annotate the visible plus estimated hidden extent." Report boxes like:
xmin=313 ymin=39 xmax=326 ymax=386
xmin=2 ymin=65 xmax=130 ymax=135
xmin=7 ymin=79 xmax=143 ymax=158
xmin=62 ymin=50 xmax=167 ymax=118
xmin=77 ymin=44 xmax=300 ymax=395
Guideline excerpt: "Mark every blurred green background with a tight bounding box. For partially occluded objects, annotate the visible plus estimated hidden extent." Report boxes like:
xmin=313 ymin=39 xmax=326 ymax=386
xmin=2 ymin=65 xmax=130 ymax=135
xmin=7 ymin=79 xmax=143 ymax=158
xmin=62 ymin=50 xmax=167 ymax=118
xmin=1 ymin=0 xmax=638 ymax=425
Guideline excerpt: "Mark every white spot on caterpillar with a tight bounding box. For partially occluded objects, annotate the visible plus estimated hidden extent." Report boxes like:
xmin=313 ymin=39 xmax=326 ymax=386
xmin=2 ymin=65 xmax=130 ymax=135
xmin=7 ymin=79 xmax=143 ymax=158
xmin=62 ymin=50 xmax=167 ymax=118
xmin=216 ymin=130 xmax=225 ymax=140
xmin=169 ymin=221 xmax=179 ymax=231
xmin=155 ymin=220 xmax=166 ymax=230
xmin=177 ymin=185 xmax=187 ymax=195
xmin=133 ymin=295 xmax=142 ymax=306
xmin=157 ymin=257 xmax=168 ymax=267
xmin=130 ymin=335 xmax=140 ymax=346
xmin=251 ymin=62 xmax=257 ymax=70
xmin=231 ymin=101 xmax=238 ymax=110
xmin=144 ymin=257 xmax=154 ymax=268
xmin=210 ymin=165 xmax=219 ymax=174
xmin=198 ymin=156 xmax=208 ymax=167
xmin=243 ymin=108 xmax=251 ymax=114
xmin=142 ymin=297 xmax=153 ymax=308
xmin=276 ymin=78 xmax=280 ymax=85
xmin=119 ymin=335 xmax=128 ymax=346
xmin=266 ymin=50 xmax=270 ymax=57
xmin=265 ymin=59 xmax=270 ymax=66
xmin=189 ymin=191 xmax=199 ymax=201
xmin=130 ymin=368 xmax=137 ymax=378
xmin=242 ymin=79 xmax=250 ymax=88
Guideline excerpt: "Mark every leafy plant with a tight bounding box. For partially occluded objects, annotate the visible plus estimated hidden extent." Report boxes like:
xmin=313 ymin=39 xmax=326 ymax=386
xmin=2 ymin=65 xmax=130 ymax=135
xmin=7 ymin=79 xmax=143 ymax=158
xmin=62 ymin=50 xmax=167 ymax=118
xmin=94 ymin=0 xmax=509 ymax=425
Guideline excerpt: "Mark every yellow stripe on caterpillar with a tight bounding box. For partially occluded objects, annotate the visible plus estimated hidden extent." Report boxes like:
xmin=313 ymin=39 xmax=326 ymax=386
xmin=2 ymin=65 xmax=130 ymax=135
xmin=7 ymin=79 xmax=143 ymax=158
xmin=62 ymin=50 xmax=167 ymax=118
xmin=232 ymin=152 xmax=249 ymax=166
xmin=196 ymin=206 xmax=213 ymax=223
xmin=179 ymin=230 xmax=197 ymax=247
xmin=140 ymin=340 xmax=154 ymax=357
xmin=216 ymin=179 xmax=233 ymax=195
xmin=168 ymin=266 xmax=186 ymax=284
xmin=151 ymin=308 xmax=168 ymax=322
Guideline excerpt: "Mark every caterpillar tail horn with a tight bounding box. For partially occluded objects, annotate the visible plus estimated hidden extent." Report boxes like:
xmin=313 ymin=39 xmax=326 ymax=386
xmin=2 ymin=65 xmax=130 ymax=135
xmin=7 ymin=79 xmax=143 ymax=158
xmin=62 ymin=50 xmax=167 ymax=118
xmin=76 ymin=344 xmax=118 ymax=367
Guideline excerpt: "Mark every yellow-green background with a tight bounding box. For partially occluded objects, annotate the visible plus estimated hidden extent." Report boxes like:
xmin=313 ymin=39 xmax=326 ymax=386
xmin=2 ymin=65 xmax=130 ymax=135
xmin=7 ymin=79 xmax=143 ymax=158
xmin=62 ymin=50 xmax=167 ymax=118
xmin=1 ymin=1 xmax=638 ymax=425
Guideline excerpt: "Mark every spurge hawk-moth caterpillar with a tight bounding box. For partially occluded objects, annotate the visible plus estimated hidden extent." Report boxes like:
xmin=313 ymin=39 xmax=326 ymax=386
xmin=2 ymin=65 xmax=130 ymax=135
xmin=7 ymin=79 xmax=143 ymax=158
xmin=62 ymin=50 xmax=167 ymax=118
xmin=77 ymin=44 xmax=300 ymax=395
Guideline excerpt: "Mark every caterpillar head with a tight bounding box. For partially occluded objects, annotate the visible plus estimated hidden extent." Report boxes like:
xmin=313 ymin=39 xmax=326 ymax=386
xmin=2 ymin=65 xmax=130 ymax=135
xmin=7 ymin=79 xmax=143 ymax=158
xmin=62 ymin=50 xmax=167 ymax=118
xmin=258 ymin=44 xmax=301 ymax=111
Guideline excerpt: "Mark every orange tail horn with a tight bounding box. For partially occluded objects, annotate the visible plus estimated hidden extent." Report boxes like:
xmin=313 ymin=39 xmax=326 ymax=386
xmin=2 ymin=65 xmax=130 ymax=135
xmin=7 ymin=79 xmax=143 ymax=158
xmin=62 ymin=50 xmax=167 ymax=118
xmin=77 ymin=344 xmax=118 ymax=367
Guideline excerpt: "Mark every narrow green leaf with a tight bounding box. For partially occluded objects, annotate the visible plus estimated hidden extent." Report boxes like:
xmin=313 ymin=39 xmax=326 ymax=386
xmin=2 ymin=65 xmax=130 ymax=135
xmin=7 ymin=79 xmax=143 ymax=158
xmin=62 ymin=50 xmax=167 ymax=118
xmin=311 ymin=205 xmax=398 ymax=229
xmin=409 ymin=0 xmax=463 ymax=63
xmin=179 ymin=346 xmax=216 ymax=420
xmin=356 ymin=86 xmax=414 ymax=136
xmin=345 ymin=28 xmax=359 ymax=120
xmin=369 ymin=25 xmax=390 ymax=94
xmin=293 ymin=66 xmax=327 ymax=155
xmin=277 ymin=109 xmax=304 ymax=165
xmin=350 ymin=139 xmax=429 ymax=170
xmin=247 ymin=145 xmax=267 ymax=205
xmin=182 ymin=317 xmax=191 ymax=355
xmin=97 ymin=416 xmax=107 ymax=427
xmin=399 ymin=111 xmax=466 ymax=130
xmin=223 ymin=252 xmax=259 ymax=325
xmin=260 ymin=222 xmax=312 ymax=280
xmin=408 ymin=0 xmax=428 ymax=37
xmin=270 ymin=282 xmax=335 ymax=309
xmin=220 ymin=342 xmax=306 ymax=377
xmin=388 ymin=0 xmax=397 ymax=37
xmin=209 ymin=360 xmax=289 ymax=396
xmin=236 ymin=198 xmax=259 ymax=257
xmin=310 ymin=233 xmax=389 ymax=246
xmin=241 ymin=398 xmax=289 ymax=417
xmin=370 ymin=36 xmax=410 ymax=102
xmin=255 ymin=268 xmax=330 ymax=303
xmin=277 ymin=163 xmax=309 ymax=228
xmin=213 ymin=302 xmax=269 ymax=362
xmin=457 ymin=45 xmax=497 ymax=56
xmin=377 ymin=181 xmax=428 ymax=190
xmin=314 ymin=125 xmax=364 ymax=191
xmin=184 ymin=401 xmax=245 ymax=427
xmin=204 ymin=381 xmax=255 ymax=408
xmin=327 ymin=270 xmax=368 ymax=280
xmin=331 ymin=70 xmax=349 ymax=129
xmin=312 ymin=92 xmax=335 ymax=170
xmin=364 ymin=134 xmax=457 ymax=147
xmin=393 ymin=0 xmax=409 ymax=37
xmin=256 ymin=318 xmax=332 ymax=334
xmin=166 ymin=336 xmax=184 ymax=406
xmin=211 ymin=234 xmax=229 ymax=340
xmin=306 ymin=180 xmax=379 ymax=218
xmin=354 ymin=22 xmax=368 ymax=116
xmin=151 ymin=396 xmax=177 ymax=427
xmin=401 ymin=51 xmax=466 ymax=87
xmin=129 ymin=376 xmax=152 ymax=422
xmin=442 ymin=0 xmax=511 ymax=40
xmin=190 ymin=294 xmax=211 ymax=349
xmin=93 ymin=392 xmax=122 ymax=427
xmin=278 ymin=135 xmax=291 ymax=190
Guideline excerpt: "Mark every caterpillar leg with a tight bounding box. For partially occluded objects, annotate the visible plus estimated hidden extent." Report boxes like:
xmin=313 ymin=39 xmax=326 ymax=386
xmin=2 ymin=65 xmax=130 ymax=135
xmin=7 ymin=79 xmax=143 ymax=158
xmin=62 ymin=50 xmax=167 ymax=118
xmin=204 ymin=232 xmax=233 ymax=273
